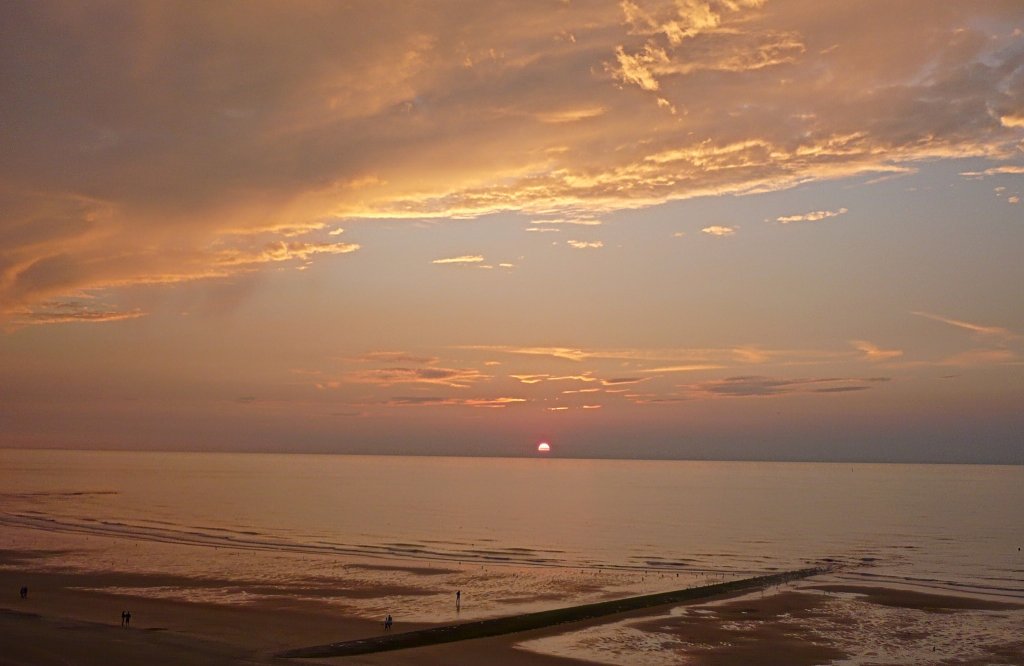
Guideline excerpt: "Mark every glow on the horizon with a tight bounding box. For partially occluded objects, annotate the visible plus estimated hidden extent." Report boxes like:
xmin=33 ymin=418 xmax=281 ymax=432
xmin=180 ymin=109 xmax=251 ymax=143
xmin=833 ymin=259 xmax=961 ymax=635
xmin=537 ymin=442 xmax=551 ymax=453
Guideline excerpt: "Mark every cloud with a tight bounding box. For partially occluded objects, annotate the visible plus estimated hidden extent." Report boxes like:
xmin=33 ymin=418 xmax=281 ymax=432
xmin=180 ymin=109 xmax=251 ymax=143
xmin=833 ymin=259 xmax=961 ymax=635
xmin=601 ymin=376 xmax=649 ymax=386
xmin=461 ymin=344 xmax=857 ymax=368
xmin=432 ymin=255 xmax=485 ymax=265
xmin=510 ymin=372 xmax=599 ymax=384
xmin=535 ymin=107 xmax=606 ymax=124
xmin=701 ymin=225 xmax=735 ymax=236
xmin=510 ymin=374 xmax=549 ymax=384
xmin=1002 ymin=114 xmax=1024 ymax=128
xmin=851 ymin=340 xmax=903 ymax=362
xmin=611 ymin=0 xmax=799 ymax=91
xmin=640 ymin=364 xmax=724 ymax=373
xmin=349 ymin=366 xmax=489 ymax=388
xmin=567 ymin=240 xmax=604 ymax=249
xmin=8 ymin=300 xmax=145 ymax=327
xmin=462 ymin=345 xmax=591 ymax=362
xmin=549 ymin=373 xmax=599 ymax=383
xmin=215 ymin=241 xmax=359 ymax=266
xmin=687 ymin=375 xmax=880 ymax=398
xmin=385 ymin=396 xmax=526 ymax=408
xmin=529 ymin=217 xmax=603 ymax=226
xmin=354 ymin=351 xmax=438 ymax=364
xmin=911 ymin=311 xmax=1020 ymax=342
xmin=776 ymin=207 xmax=848 ymax=224
xmin=812 ymin=386 xmax=869 ymax=393
xmin=960 ymin=165 xmax=1024 ymax=177
xmin=4 ymin=2 xmax=1024 ymax=318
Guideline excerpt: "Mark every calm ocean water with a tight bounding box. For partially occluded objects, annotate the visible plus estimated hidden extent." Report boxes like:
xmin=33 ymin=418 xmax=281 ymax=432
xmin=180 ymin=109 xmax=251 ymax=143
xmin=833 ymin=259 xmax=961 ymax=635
xmin=2 ymin=450 xmax=1022 ymax=611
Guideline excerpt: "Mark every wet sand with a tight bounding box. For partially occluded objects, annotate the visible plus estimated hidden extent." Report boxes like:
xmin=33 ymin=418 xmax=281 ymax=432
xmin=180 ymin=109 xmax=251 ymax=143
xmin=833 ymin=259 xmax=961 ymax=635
xmin=3 ymin=562 xmax=1023 ymax=665
xmin=280 ymin=569 xmax=822 ymax=658
xmin=0 ymin=563 xmax=590 ymax=666
xmin=518 ymin=581 xmax=1024 ymax=665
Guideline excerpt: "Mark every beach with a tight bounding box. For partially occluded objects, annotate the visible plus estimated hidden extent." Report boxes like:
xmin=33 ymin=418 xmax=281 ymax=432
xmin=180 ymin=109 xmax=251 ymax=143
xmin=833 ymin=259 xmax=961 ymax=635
xmin=0 ymin=555 xmax=629 ymax=666
xmin=3 ymin=553 xmax=1023 ymax=665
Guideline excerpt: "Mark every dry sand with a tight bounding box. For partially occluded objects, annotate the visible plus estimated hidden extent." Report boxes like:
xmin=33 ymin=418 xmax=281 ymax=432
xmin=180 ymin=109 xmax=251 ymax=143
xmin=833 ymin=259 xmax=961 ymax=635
xmin=3 ymin=562 xmax=1023 ymax=665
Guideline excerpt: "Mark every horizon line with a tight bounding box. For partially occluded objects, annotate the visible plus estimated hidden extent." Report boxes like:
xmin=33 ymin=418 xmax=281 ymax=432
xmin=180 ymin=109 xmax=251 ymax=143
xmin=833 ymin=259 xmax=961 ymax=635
xmin=1 ymin=446 xmax=1020 ymax=467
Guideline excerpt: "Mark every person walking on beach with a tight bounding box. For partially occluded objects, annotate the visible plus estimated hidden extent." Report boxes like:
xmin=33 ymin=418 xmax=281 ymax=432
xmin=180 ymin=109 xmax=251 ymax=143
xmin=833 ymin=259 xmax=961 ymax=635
xmin=19 ymin=586 xmax=28 ymax=599
xmin=384 ymin=614 xmax=392 ymax=631
xmin=456 ymin=589 xmax=461 ymax=610
xmin=121 ymin=610 xmax=131 ymax=627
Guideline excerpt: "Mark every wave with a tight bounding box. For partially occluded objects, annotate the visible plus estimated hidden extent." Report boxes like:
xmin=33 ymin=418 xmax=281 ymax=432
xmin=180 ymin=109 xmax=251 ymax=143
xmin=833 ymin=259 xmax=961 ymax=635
xmin=1 ymin=512 xmax=710 ymax=573
xmin=834 ymin=569 xmax=1024 ymax=600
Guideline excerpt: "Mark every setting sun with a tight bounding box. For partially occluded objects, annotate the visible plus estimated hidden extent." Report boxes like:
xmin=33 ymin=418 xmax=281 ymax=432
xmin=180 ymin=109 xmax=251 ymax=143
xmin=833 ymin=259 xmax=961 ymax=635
xmin=1 ymin=3 xmax=1022 ymax=665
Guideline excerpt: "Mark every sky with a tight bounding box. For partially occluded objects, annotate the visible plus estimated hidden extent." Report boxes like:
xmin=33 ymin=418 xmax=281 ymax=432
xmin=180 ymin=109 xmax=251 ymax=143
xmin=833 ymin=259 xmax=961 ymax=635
xmin=1 ymin=1 xmax=1022 ymax=463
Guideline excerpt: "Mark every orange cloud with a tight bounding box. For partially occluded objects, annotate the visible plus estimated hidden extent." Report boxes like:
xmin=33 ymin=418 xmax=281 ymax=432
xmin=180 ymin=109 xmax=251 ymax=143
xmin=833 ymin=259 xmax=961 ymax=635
xmin=8 ymin=301 xmax=145 ymax=327
xmin=601 ymin=376 xmax=649 ymax=386
xmin=432 ymin=255 xmax=486 ymax=265
xmin=851 ymin=340 xmax=903 ymax=362
xmin=960 ymin=165 xmax=1024 ymax=177
xmin=510 ymin=374 xmax=549 ymax=384
xmin=530 ymin=217 xmax=603 ymax=226
xmin=462 ymin=346 xmax=591 ymax=362
xmin=4 ymin=2 xmax=1023 ymax=321
xmin=385 ymin=396 xmax=526 ymax=408
xmin=912 ymin=311 xmax=1020 ymax=342
xmin=776 ymin=207 xmax=848 ymax=224
xmin=535 ymin=107 xmax=606 ymax=124
xmin=349 ymin=366 xmax=489 ymax=388
xmin=640 ymin=364 xmax=725 ymax=373
xmin=216 ymin=241 xmax=359 ymax=266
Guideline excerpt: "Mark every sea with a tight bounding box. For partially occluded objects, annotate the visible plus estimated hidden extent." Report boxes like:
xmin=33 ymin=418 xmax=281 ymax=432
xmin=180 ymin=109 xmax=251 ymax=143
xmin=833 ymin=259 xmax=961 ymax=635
xmin=2 ymin=450 xmax=1022 ymax=663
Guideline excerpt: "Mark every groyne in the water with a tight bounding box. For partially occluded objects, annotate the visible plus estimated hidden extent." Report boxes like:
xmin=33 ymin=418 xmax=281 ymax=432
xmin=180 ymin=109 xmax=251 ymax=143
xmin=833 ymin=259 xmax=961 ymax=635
xmin=279 ymin=566 xmax=827 ymax=659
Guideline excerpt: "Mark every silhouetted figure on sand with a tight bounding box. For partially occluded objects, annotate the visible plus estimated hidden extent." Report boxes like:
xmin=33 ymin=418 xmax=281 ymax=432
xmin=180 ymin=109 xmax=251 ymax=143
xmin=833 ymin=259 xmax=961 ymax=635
xmin=456 ymin=589 xmax=461 ymax=610
xmin=19 ymin=586 xmax=28 ymax=599
xmin=121 ymin=610 xmax=131 ymax=627
xmin=384 ymin=614 xmax=392 ymax=631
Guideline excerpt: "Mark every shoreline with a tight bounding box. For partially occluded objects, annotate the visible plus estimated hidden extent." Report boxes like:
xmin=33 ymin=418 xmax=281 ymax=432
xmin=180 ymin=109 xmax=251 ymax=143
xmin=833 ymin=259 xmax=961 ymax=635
xmin=3 ymin=564 xmax=1023 ymax=665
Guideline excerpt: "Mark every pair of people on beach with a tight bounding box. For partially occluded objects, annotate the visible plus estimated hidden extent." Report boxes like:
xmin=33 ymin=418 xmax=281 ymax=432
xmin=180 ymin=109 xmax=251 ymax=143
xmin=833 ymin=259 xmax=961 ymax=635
xmin=383 ymin=613 xmax=392 ymax=630
xmin=121 ymin=610 xmax=131 ymax=627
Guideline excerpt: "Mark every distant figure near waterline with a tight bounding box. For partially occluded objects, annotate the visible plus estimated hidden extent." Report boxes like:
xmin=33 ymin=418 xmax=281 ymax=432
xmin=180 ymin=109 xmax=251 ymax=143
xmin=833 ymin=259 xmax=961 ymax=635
xmin=19 ymin=586 xmax=27 ymax=599
xmin=121 ymin=610 xmax=131 ymax=627
xmin=384 ymin=614 xmax=392 ymax=631
xmin=456 ymin=589 xmax=461 ymax=610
